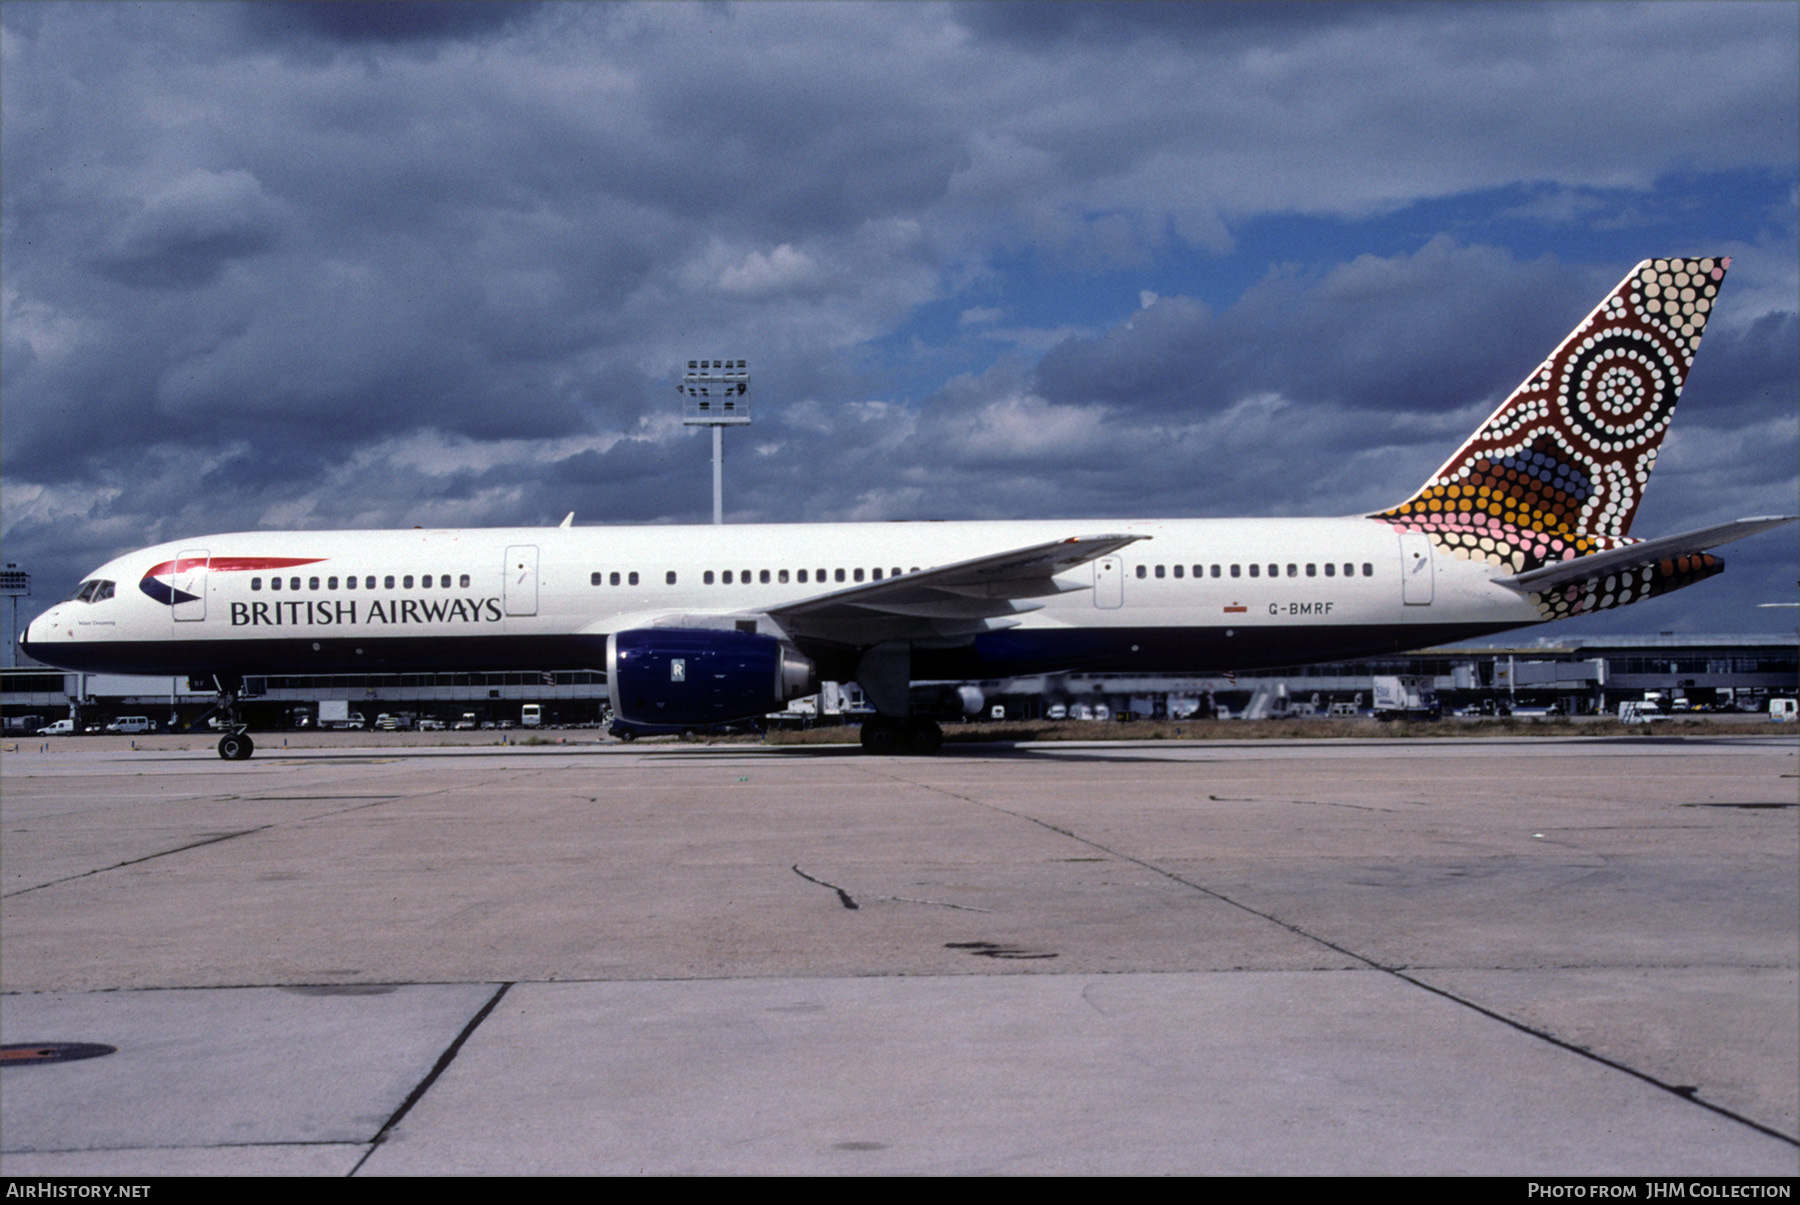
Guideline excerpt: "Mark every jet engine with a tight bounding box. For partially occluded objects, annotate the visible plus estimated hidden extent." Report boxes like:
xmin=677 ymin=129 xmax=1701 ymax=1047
xmin=606 ymin=629 xmax=817 ymax=726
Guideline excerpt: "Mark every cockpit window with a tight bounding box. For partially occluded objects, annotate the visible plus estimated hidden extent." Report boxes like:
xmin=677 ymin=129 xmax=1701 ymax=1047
xmin=68 ymin=579 xmax=115 ymax=603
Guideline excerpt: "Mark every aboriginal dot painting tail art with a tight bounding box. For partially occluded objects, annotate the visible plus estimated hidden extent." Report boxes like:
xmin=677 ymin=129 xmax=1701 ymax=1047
xmin=1373 ymin=257 xmax=1730 ymax=618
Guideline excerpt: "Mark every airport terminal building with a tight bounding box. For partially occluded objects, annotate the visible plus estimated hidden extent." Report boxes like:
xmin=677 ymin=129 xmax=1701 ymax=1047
xmin=4 ymin=632 xmax=1793 ymax=733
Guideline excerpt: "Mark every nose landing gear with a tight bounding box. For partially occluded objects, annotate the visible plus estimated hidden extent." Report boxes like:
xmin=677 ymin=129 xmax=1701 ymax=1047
xmin=190 ymin=674 xmax=255 ymax=760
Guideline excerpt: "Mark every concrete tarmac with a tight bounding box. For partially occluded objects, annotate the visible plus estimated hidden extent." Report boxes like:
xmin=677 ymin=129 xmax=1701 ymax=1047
xmin=2 ymin=733 xmax=1795 ymax=1176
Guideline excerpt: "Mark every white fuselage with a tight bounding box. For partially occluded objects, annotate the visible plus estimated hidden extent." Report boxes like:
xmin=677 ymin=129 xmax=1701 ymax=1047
xmin=23 ymin=516 xmax=1542 ymax=681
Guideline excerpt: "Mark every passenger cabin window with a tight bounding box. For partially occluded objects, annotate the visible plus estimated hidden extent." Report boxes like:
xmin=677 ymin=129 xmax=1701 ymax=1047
xmin=592 ymin=572 xmax=602 ymax=586
xmin=403 ymin=575 xmax=413 ymax=589
xmin=383 ymin=576 xmax=395 ymax=589
xmin=311 ymin=577 xmax=321 ymax=590
xmin=1362 ymin=563 xmax=1373 ymax=576
xmin=1248 ymin=565 xmax=1259 ymax=578
xmin=251 ymin=578 xmax=262 ymax=591
xmin=1135 ymin=565 xmax=1147 ymax=579
xmin=666 ymin=571 xmax=677 ymax=585
xmin=760 ymin=570 xmax=770 ymax=584
xmin=628 ymin=572 xmax=639 ymax=586
xmin=460 ymin=574 xmax=471 ymax=588
xmin=1230 ymin=565 xmax=1241 ymax=578
xmin=797 ymin=570 xmax=809 ymax=583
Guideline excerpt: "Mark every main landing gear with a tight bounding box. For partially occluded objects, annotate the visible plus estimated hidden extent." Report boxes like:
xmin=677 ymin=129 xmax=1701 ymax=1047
xmin=191 ymin=673 xmax=255 ymax=761
xmin=858 ymin=716 xmax=943 ymax=755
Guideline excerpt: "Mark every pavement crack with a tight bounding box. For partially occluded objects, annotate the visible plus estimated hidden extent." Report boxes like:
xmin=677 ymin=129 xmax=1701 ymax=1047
xmin=878 ymin=894 xmax=992 ymax=913
xmin=352 ymin=981 xmax=512 ymax=1174
xmin=792 ymin=864 xmax=859 ymax=910
xmin=1 ymin=826 xmax=278 ymax=898
xmin=1208 ymin=793 xmax=1396 ymax=812
xmin=1388 ymin=971 xmax=1799 ymax=1149
xmin=877 ymin=766 xmax=1800 ymax=1151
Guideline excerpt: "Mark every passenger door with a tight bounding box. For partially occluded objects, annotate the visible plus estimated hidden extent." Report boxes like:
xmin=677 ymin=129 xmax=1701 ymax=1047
xmin=173 ymin=550 xmax=208 ymax=622
xmin=1093 ymin=556 xmax=1123 ymax=609
xmin=504 ymin=545 xmax=539 ymax=617
xmin=1399 ymin=532 xmax=1434 ymax=605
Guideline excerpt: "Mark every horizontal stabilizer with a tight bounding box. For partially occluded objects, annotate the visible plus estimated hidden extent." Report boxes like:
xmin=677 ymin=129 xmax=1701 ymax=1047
xmin=1495 ymin=516 xmax=1796 ymax=592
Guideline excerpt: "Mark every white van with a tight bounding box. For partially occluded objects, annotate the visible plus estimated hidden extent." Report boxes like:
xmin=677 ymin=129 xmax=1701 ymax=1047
xmin=105 ymin=716 xmax=155 ymax=735
xmin=520 ymin=704 xmax=542 ymax=728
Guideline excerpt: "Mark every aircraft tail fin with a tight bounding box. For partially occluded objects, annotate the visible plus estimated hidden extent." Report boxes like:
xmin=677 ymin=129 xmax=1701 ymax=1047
xmin=1371 ymin=257 xmax=1730 ymax=573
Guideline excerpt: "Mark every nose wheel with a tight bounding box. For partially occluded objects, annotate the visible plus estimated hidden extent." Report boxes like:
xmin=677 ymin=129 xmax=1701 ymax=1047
xmin=192 ymin=674 xmax=256 ymax=760
xmin=217 ymin=732 xmax=255 ymax=761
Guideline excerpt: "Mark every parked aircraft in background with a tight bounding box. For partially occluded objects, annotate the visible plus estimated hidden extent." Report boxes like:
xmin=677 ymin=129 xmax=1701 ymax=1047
xmin=22 ymin=257 xmax=1792 ymax=758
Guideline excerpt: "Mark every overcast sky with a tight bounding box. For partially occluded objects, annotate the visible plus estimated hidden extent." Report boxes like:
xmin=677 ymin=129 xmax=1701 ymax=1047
xmin=3 ymin=1 xmax=1795 ymax=637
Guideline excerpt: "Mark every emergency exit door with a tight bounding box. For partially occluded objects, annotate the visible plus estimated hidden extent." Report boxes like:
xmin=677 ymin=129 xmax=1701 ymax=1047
xmin=1093 ymin=556 xmax=1123 ymax=609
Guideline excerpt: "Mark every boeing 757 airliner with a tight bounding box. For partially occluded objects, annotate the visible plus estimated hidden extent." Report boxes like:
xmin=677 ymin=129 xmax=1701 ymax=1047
xmin=21 ymin=257 xmax=1794 ymax=757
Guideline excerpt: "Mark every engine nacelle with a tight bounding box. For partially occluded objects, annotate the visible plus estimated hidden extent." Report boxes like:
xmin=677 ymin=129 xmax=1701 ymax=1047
xmin=606 ymin=628 xmax=817 ymax=726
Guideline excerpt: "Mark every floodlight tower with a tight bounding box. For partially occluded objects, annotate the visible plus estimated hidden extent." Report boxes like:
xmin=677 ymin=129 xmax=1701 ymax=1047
xmin=679 ymin=358 xmax=751 ymax=524
xmin=1 ymin=564 xmax=30 ymax=669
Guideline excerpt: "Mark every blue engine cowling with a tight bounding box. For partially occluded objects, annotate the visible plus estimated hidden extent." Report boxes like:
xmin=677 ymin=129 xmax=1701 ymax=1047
xmin=606 ymin=629 xmax=817 ymax=726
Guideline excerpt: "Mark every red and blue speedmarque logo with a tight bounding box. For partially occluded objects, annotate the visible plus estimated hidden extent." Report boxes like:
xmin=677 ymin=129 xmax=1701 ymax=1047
xmin=139 ymin=557 xmax=324 ymax=606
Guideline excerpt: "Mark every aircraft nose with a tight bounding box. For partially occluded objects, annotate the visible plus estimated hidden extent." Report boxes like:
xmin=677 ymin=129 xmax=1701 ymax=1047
xmin=19 ymin=608 xmax=56 ymax=663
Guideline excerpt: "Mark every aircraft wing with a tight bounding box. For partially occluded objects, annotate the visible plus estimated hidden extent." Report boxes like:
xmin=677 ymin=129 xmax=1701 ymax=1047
xmin=1494 ymin=516 xmax=1796 ymax=592
xmin=766 ymin=532 xmax=1147 ymax=647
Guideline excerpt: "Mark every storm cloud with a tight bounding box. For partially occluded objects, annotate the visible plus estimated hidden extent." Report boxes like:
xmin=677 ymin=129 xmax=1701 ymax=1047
xmin=3 ymin=1 xmax=1794 ymax=632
